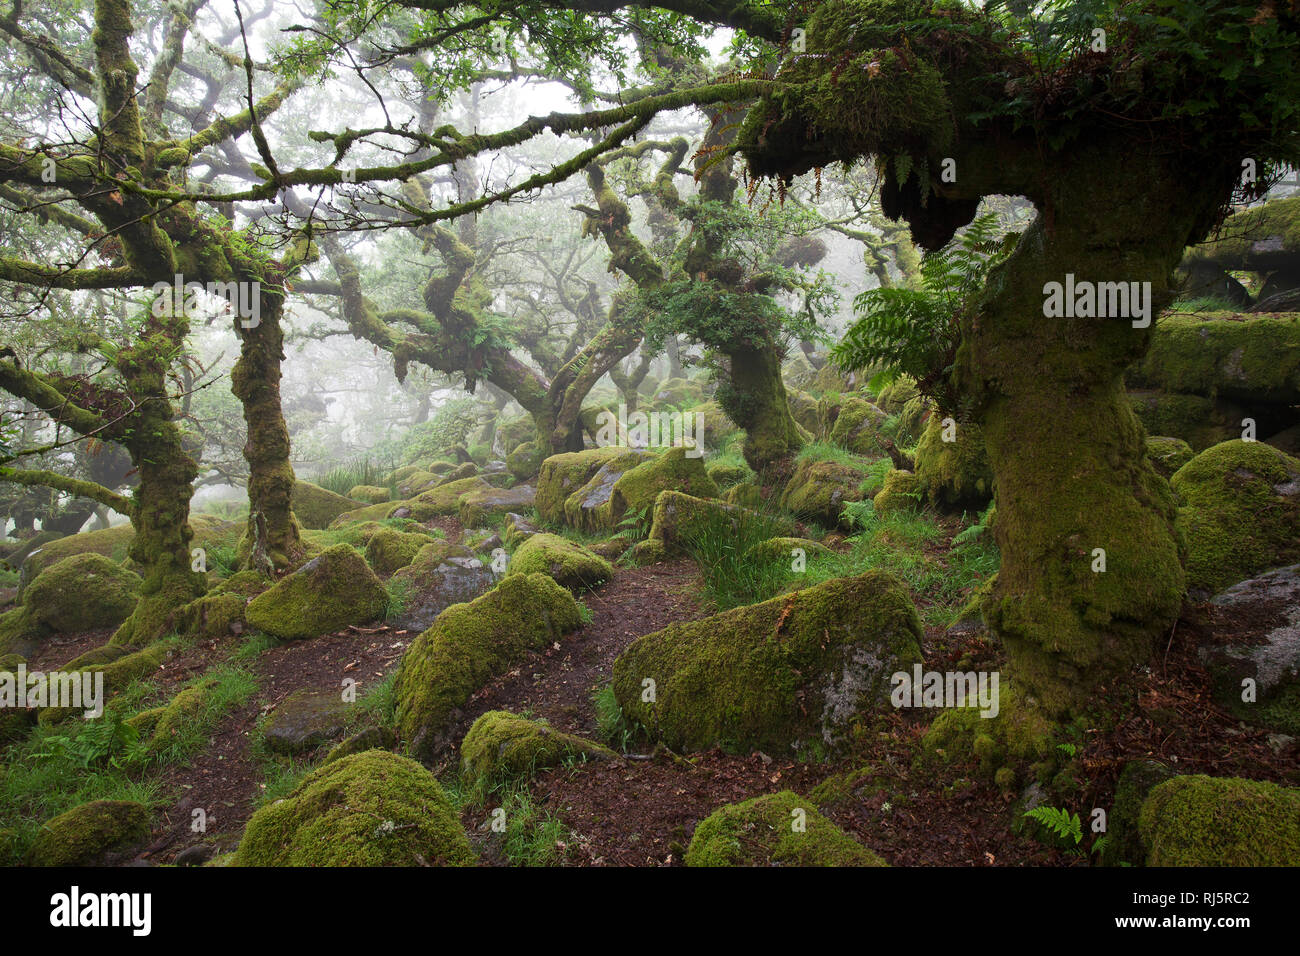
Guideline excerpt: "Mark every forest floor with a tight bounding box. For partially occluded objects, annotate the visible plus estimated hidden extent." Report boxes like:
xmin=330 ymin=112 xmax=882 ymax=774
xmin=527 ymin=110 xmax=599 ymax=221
xmin=10 ymin=508 xmax=1297 ymax=868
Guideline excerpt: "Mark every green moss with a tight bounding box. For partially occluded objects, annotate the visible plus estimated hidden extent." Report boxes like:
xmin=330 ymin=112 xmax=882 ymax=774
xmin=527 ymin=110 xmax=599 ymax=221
xmin=1171 ymin=439 xmax=1300 ymax=592
xmin=127 ymin=677 xmax=218 ymax=758
xmin=646 ymin=491 xmax=795 ymax=556
xmin=1138 ymin=775 xmax=1300 ymax=866
xmin=608 ymin=447 xmax=719 ymax=527
xmin=393 ymin=573 xmax=582 ymax=759
xmin=291 ymin=481 xmax=361 ymax=530
xmin=684 ymin=790 xmax=886 ymax=866
xmin=327 ymin=501 xmax=403 ymax=527
xmin=460 ymin=710 xmax=614 ymax=797
xmin=1145 ymin=436 xmax=1195 ymax=478
xmin=24 ymin=800 xmax=150 ymax=866
xmin=1131 ymin=313 xmax=1300 ymax=405
xmin=613 ymin=569 xmax=923 ymax=755
xmin=245 ymin=544 xmax=388 ymax=640
xmin=872 ymin=469 xmax=924 ymax=516
xmin=394 ymin=470 xmax=439 ymax=497
xmin=1182 ymin=195 xmax=1300 ymax=266
xmin=406 ymin=476 xmax=491 ymax=520
xmin=894 ymin=395 xmax=932 ymax=447
xmin=535 ymin=447 xmax=650 ymax=526
xmin=0 ymin=606 xmax=47 ymax=657
xmin=22 ymin=553 xmax=141 ymax=633
xmin=874 ymin=377 xmax=919 ymax=415
xmin=364 ymin=527 xmax=437 ymax=576
xmin=779 ymin=456 xmax=872 ymax=527
xmin=828 ymin=397 xmax=890 ymax=457
xmin=506 ymin=440 xmax=546 ymax=481
xmin=1127 ymin=390 xmax=1244 ymax=452
xmin=507 ymin=533 xmax=612 ymax=591
xmin=347 ymin=484 xmax=391 ymax=505
xmin=457 ymin=484 xmax=537 ymax=527
xmin=176 ymin=592 xmax=246 ymax=639
xmin=1101 ymin=759 xmax=1176 ymax=867
xmin=743 ymin=536 xmax=831 ymax=565
xmin=921 ymin=682 xmax=1055 ymax=778
xmin=913 ymin=414 xmax=993 ymax=509
xmin=18 ymin=523 xmax=135 ymax=582
xmin=232 ymin=751 xmax=474 ymax=866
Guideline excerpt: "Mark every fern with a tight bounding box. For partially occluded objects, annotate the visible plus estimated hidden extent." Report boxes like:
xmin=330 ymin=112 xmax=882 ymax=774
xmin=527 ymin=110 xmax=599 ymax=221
xmin=832 ymin=213 xmax=1011 ymax=414
xmin=1024 ymin=805 xmax=1083 ymax=845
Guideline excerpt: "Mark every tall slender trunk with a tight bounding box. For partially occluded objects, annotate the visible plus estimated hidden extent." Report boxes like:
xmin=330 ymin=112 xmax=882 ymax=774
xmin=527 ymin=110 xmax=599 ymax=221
xmin=112 ymin=312 xmax=205 ymax=645
xmin=231 ymin=292 xmax=302 ymax=572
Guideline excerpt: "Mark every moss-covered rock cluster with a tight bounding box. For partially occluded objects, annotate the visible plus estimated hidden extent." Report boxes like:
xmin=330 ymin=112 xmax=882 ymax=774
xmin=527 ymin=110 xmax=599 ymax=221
xmin=828 ymin=397 xmax=890 ymax=457
xmin=613 ymin=570 xmax=923 ymax=755
xmin=460 ymin=710 xmax=614 ymax=797
xmin=245 ymin=544 xmax=388 ymax=640
xmin=1171 ymin=439 xmax=1300 ymax=593
xmin=393 ymin=573 xmax=582 ymax=759
xmin=233 ymin=750 xmax=474 ymax=866
xmin=506 ymin=533 xmax=612 ymax=591
xmin=913 ymin=415 xmax=993 ymax=509
xmin=779 ymin=455 xmax=873 ymax=527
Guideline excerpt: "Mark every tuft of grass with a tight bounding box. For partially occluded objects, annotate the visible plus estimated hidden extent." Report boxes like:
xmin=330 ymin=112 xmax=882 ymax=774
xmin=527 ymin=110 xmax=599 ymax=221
xmin=795 ymin=440 xmax=867 ymax=468
xmin=678 ymin=501 xmax=798 ymax=611
xmin=314 ymin=456 xmax=396 ymax=497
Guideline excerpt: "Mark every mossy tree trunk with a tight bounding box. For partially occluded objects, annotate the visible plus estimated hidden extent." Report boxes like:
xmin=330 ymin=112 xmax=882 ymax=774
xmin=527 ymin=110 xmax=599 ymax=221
xmin=960 ymin=148 xmax=1234 ymax=715
xmin=231 ymin=288 xmax=303 ymax=572
xmin=722 ymin=342 xmax=804 ymax=473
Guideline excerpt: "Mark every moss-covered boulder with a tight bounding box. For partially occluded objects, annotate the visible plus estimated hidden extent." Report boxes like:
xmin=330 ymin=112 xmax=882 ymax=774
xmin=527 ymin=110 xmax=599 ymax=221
xmin=126 ymin=677 xmax=221 ymax=760
xmin=1197 ymin=564 xmax=1300 ymax=734
xmin=1145 ymin=435 xmax=1195 ymax=478
xmin=261 ymin=687 xmax=351 ymax=755
xmin=507 ymin=533 xmax=612 ymax=591
xmin=327 ymin=501 xmax=402 ymax=527
xmin=685 ymin=790 xmax=885 ymax=867
xmin=19 ymin=523 xmax=134 ymax=587
xmin=434 ymin=462 xmax=479 ymax=486
xmin=644 ymin=491 xmax=794 ymax=556
xmin=536 ymin=447 xmax=649 ymax=526
xmin=558 ymin=450 xmax=657 ymax=532
xmin=786 ymin=389 xmax=821 ymax=434
xmin=707 ymin=460 xmax=754 ymax=490
xmin=1172 ymin=440 xmax=1300 ymax=593
xmin=394 ymin=573 xmax=582 ymax=759
xmin=0 ymin=606 xmax=47 ymax=657
xmin=505 ymin=441 xmax=546 ymax=481
xmin=25 ymin=800 xmax=151 ymax=866
xmin=1138 ymin=775 xmax=1300 ymax=866
xmin=828 ymin=397 xmax=889 ymax=457
xmin=607 ymin=447 xmax=718 ymax=527
xmin=1128 ymin=390 xmax=1245 ymax=452
xmin=913 ymin=414 xmax=993 ymax=509
xmin=458 ymin=483 xmax=536 ymax=527
xmin=232 ymin=751 xmax=474 ymax=866
xmin=394 ymin=470 xmax=440 ymax=498
xmin=406 ymin=476 xmax=492 ymax=520
xmin=743 ymin=536 xmax=832 ymax=565
xmin=652 ymin=376 xmax=705 ymax=407
xmin=387 ymin=542 xmax=494 ymax=632
xmin=20 ymin=554 xmax=139 ymax=634
xmin=363 ymin=527 xmax=438 ymax=576
xmin=872 ymin=469 xmax=923 ymax=515
xmin=780 ymin=455 xmax=872 ymax=527
xmin=1101 ymin=759 xmax=1177 ymax=867
xmin=688 ymin=401 xmax=741 ymax=450
xmin=501 ymin=512 xmax=538 ymax=548
xmin=874 ymin=377 xmax=919 ymax=415
xmin=245 ymin=544 xmax=388 ymax=640
xmin=894 ymin=395 xmax=932 ymax=447
xmin=291 ymin=481 xmax=361 ymax=530
xmin=1129 ymin=313 xmax=1300 ymax=406
xmin=346 ymin=484 xmax=391 ymax=505
xmin=460 ymin=710 xmax=614 ymax=796
xmin=613 ymin=570 xmax=923 ymax=755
